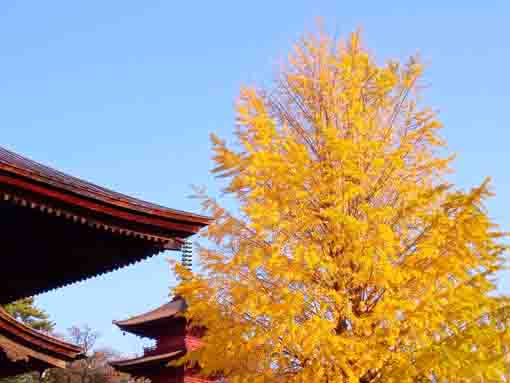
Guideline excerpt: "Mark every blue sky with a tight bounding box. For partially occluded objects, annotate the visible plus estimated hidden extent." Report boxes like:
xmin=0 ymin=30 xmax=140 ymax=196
xmin=1 ymin=2 xmax=509 ymax=355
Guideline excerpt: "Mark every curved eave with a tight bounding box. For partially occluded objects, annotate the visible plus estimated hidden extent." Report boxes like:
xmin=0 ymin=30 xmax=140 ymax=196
xmin=0 ymin=146 xmax=211 ymax=239
xmin=0 ymin=308 xmax=82 ymax=359
xmin=0 ymin=189 xmax=179 ymax=304
xmin=113 ymin=298 xmax=187 ymax=332
xmin=0 ymin=171 xmax=210 ymax=238
xmin=110 ymin=350 xmax=184 ymax=374
xmin=0 ymin=147 xmax=211 ymax=304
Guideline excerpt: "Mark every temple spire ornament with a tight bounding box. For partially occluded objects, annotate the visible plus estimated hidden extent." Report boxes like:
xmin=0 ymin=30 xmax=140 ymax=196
xmin=180 ymin=240 xmax=193 ymax=272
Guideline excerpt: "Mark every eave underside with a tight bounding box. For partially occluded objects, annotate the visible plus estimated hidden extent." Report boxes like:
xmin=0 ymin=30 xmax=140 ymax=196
xmin=0 ymin=146 xmax=210 ymax=227
xmin=0 ymin=145 xmax=210 ymax=378
xmin=0 ymin=308 xmax=82 ymax=378
xmin=0 ymin=146 xmax=209 ymax=304
xmin=113 ymin=297 xmax=187 ymax=338
xmin=0 ymin=172 xmax=209 ymax=304
xmin=110 ymin=350 xmax=184 ymax=375
xmin=0 ymin=198 xmax=171 ymax=304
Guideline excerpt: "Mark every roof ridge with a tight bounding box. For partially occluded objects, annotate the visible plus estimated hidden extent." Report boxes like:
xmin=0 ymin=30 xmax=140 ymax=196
xmin=113 ymin=298 xmax=187 ymax=328
xmin=0 ymin=306 xmax=82 ymax=353
xmin=0 ymin=145 xmax=211 ymax=223
xmin=109 ymin=349 xmax=184 ymax=367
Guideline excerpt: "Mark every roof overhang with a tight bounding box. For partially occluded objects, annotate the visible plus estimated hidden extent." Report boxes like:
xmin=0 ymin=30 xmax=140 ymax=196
xmin=0 ymin=146 xmax=210 ymax=304
xmin=0 ymin=146 xmax=210 ymax=241
xmin=109 ymin=350 xmax=184 ymax=375
xmin=0 ymin=307 xmax=83 ymax=378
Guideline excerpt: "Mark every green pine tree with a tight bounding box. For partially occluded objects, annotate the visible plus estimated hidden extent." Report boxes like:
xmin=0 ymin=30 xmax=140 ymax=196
xmin=1 ymin=298 xmax=55 ymax=383
xmin=4 ymin=297 xmax=54 ymax=332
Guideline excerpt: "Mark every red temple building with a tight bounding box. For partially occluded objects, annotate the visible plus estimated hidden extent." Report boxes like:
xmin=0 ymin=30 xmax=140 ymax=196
xmin=110 ymin=297 xmax=212 ymax=383
xmin=0 ymin=146 xmax=209 ymax=378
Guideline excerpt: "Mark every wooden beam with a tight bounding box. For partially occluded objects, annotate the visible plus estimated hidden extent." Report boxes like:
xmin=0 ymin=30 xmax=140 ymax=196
xmin=0 ymin=334 xmax=67 ymax=369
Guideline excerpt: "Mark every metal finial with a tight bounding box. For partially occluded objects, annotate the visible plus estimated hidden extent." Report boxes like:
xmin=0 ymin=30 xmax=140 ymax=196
xmin=181 ymin=240 xmax=193 ymax=271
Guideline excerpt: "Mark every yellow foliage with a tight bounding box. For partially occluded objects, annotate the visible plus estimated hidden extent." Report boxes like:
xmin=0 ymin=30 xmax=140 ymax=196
xmin=174 ymin=30 xmax=510 ymax=382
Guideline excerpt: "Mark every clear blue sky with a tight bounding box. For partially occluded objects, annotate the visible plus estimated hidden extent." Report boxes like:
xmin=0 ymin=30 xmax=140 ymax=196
xmin=1 ymin=1 xmax=509 ymax=355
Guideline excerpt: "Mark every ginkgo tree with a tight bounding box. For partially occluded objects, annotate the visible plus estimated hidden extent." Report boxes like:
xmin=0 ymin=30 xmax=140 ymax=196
xmin=174 ymin=30 xmax=510 ymax=383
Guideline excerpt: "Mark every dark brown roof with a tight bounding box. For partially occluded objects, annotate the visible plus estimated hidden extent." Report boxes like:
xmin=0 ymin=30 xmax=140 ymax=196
xmin=0 ymin=146 xmax=210 ymax=228
xmin=113 ymin=297 xmax=187 ymax=337
xmin=0 ymin=307 xmax=83 ymax=378
xmin=0 ymin=146 xmax=210 ymax=304
xmin=0 ymin=307 xmax=82 ymax=357
xmin=109 ymin=350 xmax=184 ymax=370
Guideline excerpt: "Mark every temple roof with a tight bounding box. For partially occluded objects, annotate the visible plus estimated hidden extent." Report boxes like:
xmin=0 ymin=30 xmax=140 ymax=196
xmin=109 ymin=349 xmax=184 ymax=373
xmin=0 ymin=146 xmax=210 ymax=234
xmin=0 ymin=146 xmax=210 ymax=304
xmin=114 ymin=297 xmax=187 ymax=327
xmin=0 ymin=307 xmax=83 ymax=378
xmin=113 ymin=297 xmax=187 ymax=338
xmin=0 ymin=145 xmax=206 ymax=378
